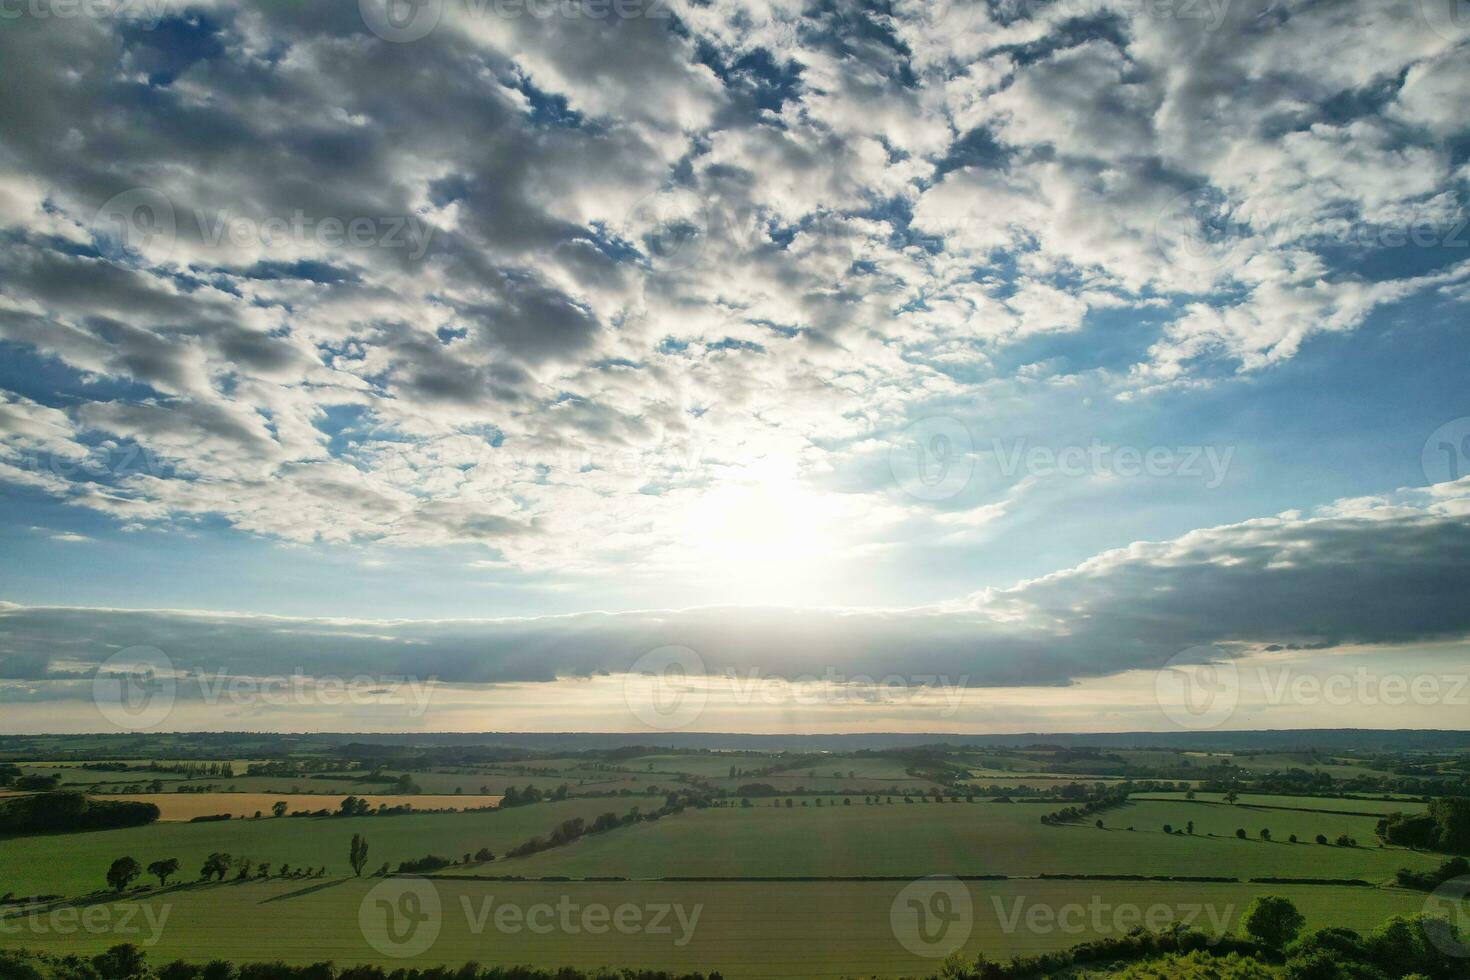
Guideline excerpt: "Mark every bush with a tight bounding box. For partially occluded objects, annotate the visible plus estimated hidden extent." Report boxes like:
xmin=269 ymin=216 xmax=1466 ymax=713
xmin=1242 ymin=896 xmax=1305 ymax=950
xmin=395 ymin=854 xmax=451 ymax=873
xmin=0 ymin=793 xmax=159 ymax=836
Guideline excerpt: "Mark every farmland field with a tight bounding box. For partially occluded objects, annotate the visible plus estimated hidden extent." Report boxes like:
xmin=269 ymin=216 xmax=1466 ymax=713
xmin=2 ymin=737 xmax=1466 ymax=979
xmin=1131 ymin=792 xmax=1428 ymax=815
xmin=0 ymin=877 xmax=1432 ymax=978
xmin=101 ymin=793 xmax=504 ymax=820
xmin=0 ymin=797 xmax=664 ymax=897
xmin=462 ymin=801 xmax=1438 ymax=882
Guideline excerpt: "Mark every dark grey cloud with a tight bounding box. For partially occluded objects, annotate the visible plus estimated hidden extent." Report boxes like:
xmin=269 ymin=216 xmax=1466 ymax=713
xmin=4 ymin=487 xmax=1468 ymax=685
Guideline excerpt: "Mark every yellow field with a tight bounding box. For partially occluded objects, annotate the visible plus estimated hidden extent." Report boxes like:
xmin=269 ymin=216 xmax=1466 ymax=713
xmin=99 ymin=792 xmax=503 ymax=820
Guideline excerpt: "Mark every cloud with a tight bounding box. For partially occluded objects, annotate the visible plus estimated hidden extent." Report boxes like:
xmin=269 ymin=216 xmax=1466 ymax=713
xmin=0 ymin=0 xmax=1465 ymax=577
xmin=4 ymin=479 xmax=1468 ymax=688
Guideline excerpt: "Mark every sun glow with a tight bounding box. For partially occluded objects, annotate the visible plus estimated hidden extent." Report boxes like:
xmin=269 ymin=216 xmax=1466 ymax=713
xmin=669 ymin=461 xmax=854 ymax=605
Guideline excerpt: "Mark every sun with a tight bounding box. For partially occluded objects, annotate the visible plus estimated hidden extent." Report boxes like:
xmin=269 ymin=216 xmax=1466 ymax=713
xmin=672 ymin=461 xmax=850 ymax=605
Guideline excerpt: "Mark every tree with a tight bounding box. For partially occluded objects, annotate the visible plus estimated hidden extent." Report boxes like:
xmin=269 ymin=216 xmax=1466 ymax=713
xmin=1224 ymin=791 xmax=1239 ymax=805
xmin=350 ymin=833 xmax=370 ymax=876
xmin=92 ymin=944 xmax=149 ymax=979
xmin=1260 ymin=828 xmax=1272 ymax=841
xmin=200 ymin=852 xmax=231 ymax=881
xmin=233 ymin=856 xmax=253 ymax=880
xmin=272 ymin=801 xmax=287 ymax=817
xmin=147 ymin=857 xmax=179 ymax=886
xmin=1236 ymin=828 xmax=1247 ymax=839
xmin=1186 ymin=821 xmax=1195 ymax=835
xmin=107 ymin=857 xmax=141 ymax=893
xmin=1243 ymin=895 xmax=1305 ymax=950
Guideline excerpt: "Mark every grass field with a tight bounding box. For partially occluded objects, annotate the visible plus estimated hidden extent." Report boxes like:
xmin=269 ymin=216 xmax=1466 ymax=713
xmin=1131 ymin=792 xmax=1428 ymax=815
xmin=101 ymin=794 xmax=504 ymax=820
xmin=79 ymin=770 xmax=662 ymax=797
xmin=471 ymin=801 xmax=1438 ymax=882
xmin=0 ymin=877 xmax=1433 ymax=978
xmin=0 ymin=797 xmax=663 ymax=898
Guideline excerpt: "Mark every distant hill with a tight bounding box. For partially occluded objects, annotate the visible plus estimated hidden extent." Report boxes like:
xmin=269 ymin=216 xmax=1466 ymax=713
xmin=4 ymin=728 xmax=1470 ymax=758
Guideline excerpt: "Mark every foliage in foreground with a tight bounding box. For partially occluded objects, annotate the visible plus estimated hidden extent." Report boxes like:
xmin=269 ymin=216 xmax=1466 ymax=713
xmin=0 ymin=948 xmax=719 ymax=980
xmin=1079 ymin=950 xmax=1279 ymax=978
xmin=0 ymin=906 xmax=1463 ymax=980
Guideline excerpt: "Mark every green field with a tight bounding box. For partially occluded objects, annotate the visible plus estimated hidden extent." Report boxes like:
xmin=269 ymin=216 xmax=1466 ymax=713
xmin=0 ymin=797 xmax=664 ymax=898
xmin=4 ymin=736 xmax=1465 ymax=979
xmin=0 ymin=877 xmax=1433 ymax=978
xmin=1132 ymin=792 xmax=1428 ymax=815
xmin=460 ymin=801 xmax=1437 ymax=882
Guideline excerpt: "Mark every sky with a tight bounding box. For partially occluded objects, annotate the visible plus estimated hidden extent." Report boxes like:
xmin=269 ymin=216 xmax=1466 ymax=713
xmin=0 ymin=0 xmax=1468 ymax=734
